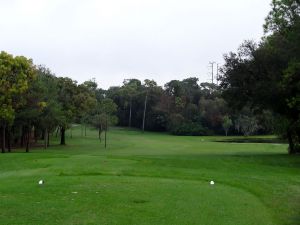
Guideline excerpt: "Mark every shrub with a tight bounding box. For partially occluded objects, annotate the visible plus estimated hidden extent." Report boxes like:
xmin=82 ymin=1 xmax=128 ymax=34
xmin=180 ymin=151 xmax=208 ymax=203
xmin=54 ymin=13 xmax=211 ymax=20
xmin=170 ymin=122 xmax=208 ymax=136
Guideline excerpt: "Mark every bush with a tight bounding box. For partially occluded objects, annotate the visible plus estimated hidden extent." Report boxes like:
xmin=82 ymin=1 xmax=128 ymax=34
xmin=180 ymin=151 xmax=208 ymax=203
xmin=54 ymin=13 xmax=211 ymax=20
xmin=294 ymin=145 xmax=300 ymax=153
xmin=170 ymin=122 xmax=208 ymax=136
xmin=146 ymin=111 xmax=167 ymax=131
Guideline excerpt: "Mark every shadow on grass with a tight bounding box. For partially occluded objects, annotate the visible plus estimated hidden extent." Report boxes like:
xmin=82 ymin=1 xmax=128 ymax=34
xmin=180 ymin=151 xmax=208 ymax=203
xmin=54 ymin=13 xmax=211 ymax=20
xmin=127 ymin=152 xmax=300 ymax=170
xmin=216 ymin=137 xmax=287 ymax=144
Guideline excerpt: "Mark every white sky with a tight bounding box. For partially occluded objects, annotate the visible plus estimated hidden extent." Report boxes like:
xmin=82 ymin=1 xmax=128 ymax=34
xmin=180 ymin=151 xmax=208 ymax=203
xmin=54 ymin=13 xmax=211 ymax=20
xmin=0 ymin=0 xmax=271 ymax=89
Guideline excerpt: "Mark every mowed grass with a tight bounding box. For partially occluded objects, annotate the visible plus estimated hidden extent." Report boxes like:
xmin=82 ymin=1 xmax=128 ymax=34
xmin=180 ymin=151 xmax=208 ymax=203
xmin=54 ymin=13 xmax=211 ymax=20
xmin=1 ymin=127 xmax=300 ymax=225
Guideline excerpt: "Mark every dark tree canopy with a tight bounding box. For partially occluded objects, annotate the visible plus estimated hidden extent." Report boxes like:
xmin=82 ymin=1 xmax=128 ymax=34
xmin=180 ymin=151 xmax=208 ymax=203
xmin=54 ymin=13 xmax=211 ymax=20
xmin=220 ymin=0 xmax=300 ymax=153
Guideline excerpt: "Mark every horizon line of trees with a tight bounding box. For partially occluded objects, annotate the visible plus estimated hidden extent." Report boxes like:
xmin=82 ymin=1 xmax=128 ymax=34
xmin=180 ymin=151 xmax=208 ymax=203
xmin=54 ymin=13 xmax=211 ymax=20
xmin=106 ymin=77 xmax=275 ymax=137
xmin=0 ymin=51 xmax=277 ymax=154
xmin=1 ymin=0 xmax=298 ymax=154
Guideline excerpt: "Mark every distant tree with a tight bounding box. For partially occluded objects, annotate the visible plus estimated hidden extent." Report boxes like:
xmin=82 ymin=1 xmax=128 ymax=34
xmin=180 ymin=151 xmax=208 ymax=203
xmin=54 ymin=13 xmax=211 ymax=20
xmin=121 ymin=79 xmax=141 ymax=127
xmin=34 ymin=66 xmax=63 ymax=149
xmin=200 ymin=82 xmax=219 ymax=98
xmin=168 ymin=113 xmax=185 ymax=132
xmin=76 ymin=82 xmax=97 ymax=122
xmin=240 ymin=115 xmax=259 ymax=137
xmin=80 ymin=115 xmax=90 ymax=137
xmin=15 ymin=83 xmax=45 ymax=152
xmin=181 ymin=77 xmax=201 ymax=104
xmin=142 ymin=79 xmax=157 ymax=132
xmin=91 ymin=113 xmax=106 ymax=142
xmin=256 ymin=110 xmax=276 ymax=134
xmin=222 ymin=115 xmax=232 ymax=136
xmin=234 ymin=115 xmax=242 ymax=134
xmin=164 ymin=80 xmax=183 ymax=97
xmin=199 ymin=97 xmax=227 ymax=133
xmin=90 ymin=98 xmax=118 ymax=148
xmin=56 ymin=77 xmax=78 ymax=145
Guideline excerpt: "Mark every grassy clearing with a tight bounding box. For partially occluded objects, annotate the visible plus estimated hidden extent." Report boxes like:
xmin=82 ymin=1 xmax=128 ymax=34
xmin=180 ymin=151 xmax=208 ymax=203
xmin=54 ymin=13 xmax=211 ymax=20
xmin=0 ymin=127 xmax=300 ymax=225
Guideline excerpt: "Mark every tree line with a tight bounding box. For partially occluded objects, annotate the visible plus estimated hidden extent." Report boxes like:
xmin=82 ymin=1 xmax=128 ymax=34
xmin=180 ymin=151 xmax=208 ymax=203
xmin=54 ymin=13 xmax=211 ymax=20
xmin=0 ymin=54 xmax=117 ymax=153
xmin=106 ymin=78 xmax=274 ymax=136
xmin=0 ymin=0 xmax=298 ymax=154
xmin=0 ymin=51 xmax=275 ymax=154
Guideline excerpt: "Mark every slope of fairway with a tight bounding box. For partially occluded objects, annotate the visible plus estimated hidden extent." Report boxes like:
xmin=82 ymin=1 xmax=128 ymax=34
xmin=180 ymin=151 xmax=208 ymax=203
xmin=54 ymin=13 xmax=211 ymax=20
xmin=0 ymin=127 xmax=300 ymax=225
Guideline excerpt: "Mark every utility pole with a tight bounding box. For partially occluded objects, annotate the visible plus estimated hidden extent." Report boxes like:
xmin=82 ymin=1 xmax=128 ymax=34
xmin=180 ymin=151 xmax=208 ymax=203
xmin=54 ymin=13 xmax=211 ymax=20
xmin=209 ymin=62 xmax=216 ymax=84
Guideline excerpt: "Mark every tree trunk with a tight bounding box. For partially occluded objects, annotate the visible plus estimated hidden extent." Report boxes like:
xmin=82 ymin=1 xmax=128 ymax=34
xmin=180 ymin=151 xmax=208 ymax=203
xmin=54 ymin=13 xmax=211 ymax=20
xmin=47 ymin=131 xmax=50 ymax=147
xmin=142 ymin=93 xmax=148 ymax=133
xmin=85 ymin=125 xmax=87 ymax=137
xmin=21 ymin=127 xmax=25 ymax=148
xmin=41 ymin=130 xmax=45 ymax=140
xmin=34 ymin=128 xmax=38 ymax=143
xmin=60 ymin=127 xmax=66 ymax=145
xmin=25 ymin=128 xmax=30 ymax=153
xmin=296 ymin=129 xmax=300 ymax=153
xmin=129 ymin=97 xmax=132 ymax=127
xmin=1 ymin=125 xmax=5 ymax=153
xmin=70 ymin=126 xmax=72 ymax=139
xmin=225 ymin=130 xmax=228 ymax=136
xmin=287 ymin=129 xmax=296 ymax=154
xmin=98 ymin=128 xmax=102 ymax=142
xmin=55 ymin=126 xmax=59 ymax=137
xmin=6 ymin=127 xmax=11 ymax=152
xmin=44 ymin=128 xmax=48 ymax=149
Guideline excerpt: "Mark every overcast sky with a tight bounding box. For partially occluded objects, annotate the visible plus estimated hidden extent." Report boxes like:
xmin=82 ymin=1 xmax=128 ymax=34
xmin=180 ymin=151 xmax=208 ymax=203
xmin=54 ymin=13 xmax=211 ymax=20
xmin=0 ymin=0 xmax=271 ymax=88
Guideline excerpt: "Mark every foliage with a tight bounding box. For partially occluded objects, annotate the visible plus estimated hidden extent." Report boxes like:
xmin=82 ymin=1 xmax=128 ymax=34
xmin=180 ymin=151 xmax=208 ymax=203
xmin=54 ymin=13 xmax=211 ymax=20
xmin=0 ymin=51 xmax=36 ymax=125
xmin=220 ymin=0 xmax=300 ymax=153
xmin=222 ymin=115 xmax=232 ymax=136
xmin=0 ymin=51 xmax=36 ymax=152
xmin=240 ymin=115 xmax=259 ymax=137
xmin=170 ymin=122 xmax=208 ymax=136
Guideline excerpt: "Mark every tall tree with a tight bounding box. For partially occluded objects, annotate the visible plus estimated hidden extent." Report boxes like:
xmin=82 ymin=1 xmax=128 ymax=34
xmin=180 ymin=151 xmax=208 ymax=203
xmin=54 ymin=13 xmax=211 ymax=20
xmin=90 ymin=98 xmax=117 ymax=148
xmin=220 ymin=0 xmax=300 ymax=153
xmin=142 ymin=79 xmax=157 ymax=132
xmin=121 ymin=79 xmax=140 ymax=127
xmin=35 ymin=66 xmax=63 ymax=148
xmin=222 ymin=115 xmax=232 ymax=136
xmin=56 ymin=77 xmax=78 ymax=145
xmin=0 ymin=51 xmax=36 ymax=153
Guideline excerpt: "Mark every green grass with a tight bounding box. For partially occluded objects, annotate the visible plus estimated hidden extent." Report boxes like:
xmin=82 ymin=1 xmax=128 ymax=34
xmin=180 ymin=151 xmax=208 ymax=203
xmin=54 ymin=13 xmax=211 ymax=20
xmin=1 ymin=127 xmax=300 ymax=225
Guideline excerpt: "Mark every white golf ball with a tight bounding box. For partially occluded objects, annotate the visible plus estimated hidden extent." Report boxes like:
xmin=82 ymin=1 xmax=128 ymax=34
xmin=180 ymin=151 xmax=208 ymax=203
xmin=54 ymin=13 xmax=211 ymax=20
xmin=210 ymin=181 xmax=215 ymax=185
xmin=38 ymin=180 xmax=44 ymax=185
